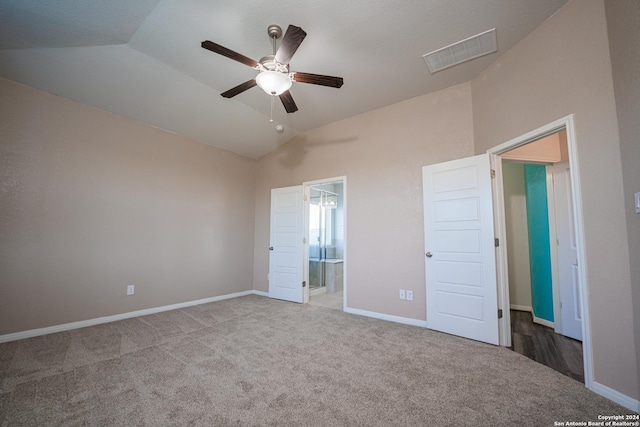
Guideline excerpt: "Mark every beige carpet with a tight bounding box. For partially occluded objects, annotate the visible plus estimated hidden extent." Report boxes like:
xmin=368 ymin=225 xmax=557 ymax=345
xmin=0 ymin=295 xmax=630 ymax=426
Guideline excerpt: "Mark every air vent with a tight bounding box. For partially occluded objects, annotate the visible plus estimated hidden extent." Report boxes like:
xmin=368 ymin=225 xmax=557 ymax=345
xmin=423 ymin=29 xmax=497 ymax=74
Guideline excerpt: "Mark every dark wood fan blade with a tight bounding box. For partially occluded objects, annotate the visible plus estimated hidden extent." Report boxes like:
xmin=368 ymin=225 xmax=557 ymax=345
xmin=201 ymin=40 xmax=259 ymax=68
xmin=221 ymin=79 xmax=257 ymax=98
xmin=274 ymin=25 xmax=307 ymax=65
xmin=279 ymin=90 xmax=298 ymax=113
xmin=293 ymin=72 xmax=343 ymax=88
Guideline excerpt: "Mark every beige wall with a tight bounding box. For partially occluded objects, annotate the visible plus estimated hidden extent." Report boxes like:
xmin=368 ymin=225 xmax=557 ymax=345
xmin=472 ymin=0 xmax=638 ymax=400
xmin=605 ymin=0 xmax=640 ymax=398
xmin=502 ymin=162 xmax=532 ymax=310
xmin=0 ymin=78 xmax=257 ymax=335
xmin=253 ymin=83 xmax=474 ymax=321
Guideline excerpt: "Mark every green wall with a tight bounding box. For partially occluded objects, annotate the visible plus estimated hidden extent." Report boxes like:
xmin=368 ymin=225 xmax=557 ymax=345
xmin=524 ymin=164 xmax=554 ymax=323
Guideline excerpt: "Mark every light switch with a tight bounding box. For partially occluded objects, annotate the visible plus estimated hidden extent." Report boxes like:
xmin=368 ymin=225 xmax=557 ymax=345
xmin=635 ymin=192 xmax=640 ymax=214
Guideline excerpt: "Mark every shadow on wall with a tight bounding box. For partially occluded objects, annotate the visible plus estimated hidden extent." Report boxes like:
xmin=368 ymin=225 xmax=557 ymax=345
xmin=275 ymin=134 xmax=359 ymax=169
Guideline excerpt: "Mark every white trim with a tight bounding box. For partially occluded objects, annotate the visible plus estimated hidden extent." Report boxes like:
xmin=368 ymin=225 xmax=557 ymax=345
xmin=532 ymin=315 xmax=554 ymax=329
xmin=510 ymin=305 xmax=532 ymax=312
xmin=0 ymin=290 xmax=254 ymax=344
xmin=303 ymin=184 xmax=311 ymax=304
xmin=564 ymin=118 xmax=593 ymax=389
xmin=344 ymin=306 xmax=428 ymax=328
xmin=590 ymin=381 xmax=640 ymax=413
xmin=253 ymin=290 xmax=269 ymax=297
xmin=342 ymin=179 xmax=348 ymax=311
xmin=490 ymin=153 xmax=512 ymax=348
xmin=487 ymin=114 xmax=595 ymax=393
xmin=488 ymin=116 xmax=570 ymax=154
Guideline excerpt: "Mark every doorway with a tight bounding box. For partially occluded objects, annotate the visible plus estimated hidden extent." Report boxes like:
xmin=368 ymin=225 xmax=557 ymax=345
xmin=489 ymin=115 xmax=591 ymax=386
xmin=304 ymin=177 xmax=346 ymax=311
xmin=500 ymin=131 xmax=584 ymax=382
xmin=267 ymin=177 xmax=346 ymax=307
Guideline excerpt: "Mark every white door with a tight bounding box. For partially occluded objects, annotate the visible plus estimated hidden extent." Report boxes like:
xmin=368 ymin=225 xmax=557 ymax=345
xmin=422 ymin=154 xmax=499 ymax=345
xmin=269 ymin=186 xmax=304 ymax=303
xmin=552 ymin=161 xmax=582 ymax=340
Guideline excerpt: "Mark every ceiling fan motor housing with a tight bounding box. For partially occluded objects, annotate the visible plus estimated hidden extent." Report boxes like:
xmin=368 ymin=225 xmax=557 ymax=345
xmin=258 ymin=55 xmax=289 ymax=74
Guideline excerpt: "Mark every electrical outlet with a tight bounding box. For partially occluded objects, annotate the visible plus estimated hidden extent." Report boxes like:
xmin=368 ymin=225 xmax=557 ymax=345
xmin=127 ymin=284 xmax=135 ymax=295
xmin=406 ymin=290 xmax=413 ymax=301
xmin=399 ymin=289 xmax=406 ymax=300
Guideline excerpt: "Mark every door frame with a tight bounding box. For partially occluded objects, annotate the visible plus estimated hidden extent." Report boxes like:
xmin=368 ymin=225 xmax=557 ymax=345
xmin=488 ymin=114 xmax=593 ymax=388
xmin=302 ymin=176 xmax=347 ymax=307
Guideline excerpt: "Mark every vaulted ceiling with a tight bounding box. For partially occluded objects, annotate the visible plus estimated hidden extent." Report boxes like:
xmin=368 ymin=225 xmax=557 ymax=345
xmin=0 ymin=0 xmax=568 ymax=159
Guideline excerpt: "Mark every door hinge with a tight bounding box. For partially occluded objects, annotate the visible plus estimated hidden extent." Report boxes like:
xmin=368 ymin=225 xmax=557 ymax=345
xmin=490 ymin=169 xmax=496 ymax=179
xmin=304 ymin=194 xmax=308 ymax=201
xmin=303 ymin=237 xmax=307 ymax=244
xmin=494 ymin=238 xmax=499 ymax=247
xmin=302 ymin=281 xmax=306 ymax=288
xmin=498 ymin=309 xmax=503 ymax=319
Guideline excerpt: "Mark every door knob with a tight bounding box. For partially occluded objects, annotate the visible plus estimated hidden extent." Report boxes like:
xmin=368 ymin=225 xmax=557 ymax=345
xmin=425 ymin=252 xmax=433 ymax=258
xmin=269 ymin=247 xmax=274 ymax=251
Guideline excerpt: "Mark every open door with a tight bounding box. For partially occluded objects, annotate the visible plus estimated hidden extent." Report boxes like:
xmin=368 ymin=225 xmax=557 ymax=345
xmin=552 ymin=161 xmax=582 ymax=340
xmin=422 ymin=154 xmax=499 ymax=345
xmin=268 ymin=186 xmax=304 ymax=303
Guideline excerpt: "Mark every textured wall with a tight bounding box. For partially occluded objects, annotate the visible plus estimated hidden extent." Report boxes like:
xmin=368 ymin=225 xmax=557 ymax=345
xmin=471 ymin=0 xmax=637 ymax=400
xmin=605 ymin=0 xmax=640 ymax=400
xmin=253 ymin=83 xmax=474 ymax=321
xmin=0 ymin=78 xmax=257 ymax=335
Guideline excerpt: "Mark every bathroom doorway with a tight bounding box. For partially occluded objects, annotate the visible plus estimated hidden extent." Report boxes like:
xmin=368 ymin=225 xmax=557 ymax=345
xmin=304 ymin=178 xmax=346 ymax=310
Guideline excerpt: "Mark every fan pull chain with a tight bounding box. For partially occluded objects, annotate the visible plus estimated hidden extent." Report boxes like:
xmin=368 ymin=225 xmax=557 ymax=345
xmin=269 ymin=95 xmax=274 ymax=123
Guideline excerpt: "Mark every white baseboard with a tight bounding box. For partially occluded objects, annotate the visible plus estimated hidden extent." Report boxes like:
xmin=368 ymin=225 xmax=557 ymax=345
xmin=0 ymin=290 xmax=256 ymax=344
xmin=590 ymin=381 xmax=640 ymax=413
xmin=343 ymin=306 xmax=428 ymax=328
xmin=510 ymin=304 xmax=532 ymax=312
xmin=253 ymin=290 xmax=269 ymax=297
xmin=532 ymin=315 xmax=554 ymax=329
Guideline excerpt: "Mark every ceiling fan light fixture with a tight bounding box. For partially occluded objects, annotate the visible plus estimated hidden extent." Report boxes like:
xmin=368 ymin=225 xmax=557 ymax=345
xmin=256 ymin=70 xmax=292 ymax=96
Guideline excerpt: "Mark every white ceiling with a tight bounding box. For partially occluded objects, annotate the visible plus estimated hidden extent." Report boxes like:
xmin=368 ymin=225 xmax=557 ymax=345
xmin=0 ymin=0 xmax=568 ymax=159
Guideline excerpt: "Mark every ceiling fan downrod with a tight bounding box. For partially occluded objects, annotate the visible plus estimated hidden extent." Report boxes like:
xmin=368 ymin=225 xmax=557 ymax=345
xmin=266 ymin=25 xmax=282 ymax=122
xmin=267 ymin=25 xmax=283 ymax=56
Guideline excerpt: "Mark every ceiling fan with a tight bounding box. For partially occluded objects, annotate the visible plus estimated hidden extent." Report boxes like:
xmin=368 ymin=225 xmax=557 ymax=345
xmin=201 ymin=24 xmax=344 ymax=115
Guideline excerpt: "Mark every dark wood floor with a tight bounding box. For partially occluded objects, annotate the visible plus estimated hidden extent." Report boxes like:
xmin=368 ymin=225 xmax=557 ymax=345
xmin=509 ymin=310 xmax=584 ymax=383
